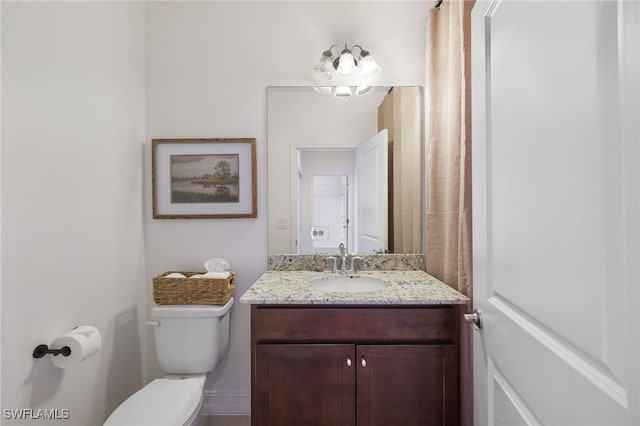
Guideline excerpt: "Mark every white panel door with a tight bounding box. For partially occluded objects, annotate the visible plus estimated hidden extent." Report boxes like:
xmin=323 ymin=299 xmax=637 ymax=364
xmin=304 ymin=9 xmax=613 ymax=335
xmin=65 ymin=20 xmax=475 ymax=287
xmin=472 ymin=1 xmax=639 ymax=425
xmin=356 ymin=129 xmax=388 ymax=254
xmin=310 ymin=175 xmax=348 ymax=253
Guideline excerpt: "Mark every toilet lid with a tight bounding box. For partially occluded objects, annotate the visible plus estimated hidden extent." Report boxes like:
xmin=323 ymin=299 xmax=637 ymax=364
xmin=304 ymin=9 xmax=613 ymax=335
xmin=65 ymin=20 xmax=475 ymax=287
xmin=104 ymin=376 xmax=205 ymax=426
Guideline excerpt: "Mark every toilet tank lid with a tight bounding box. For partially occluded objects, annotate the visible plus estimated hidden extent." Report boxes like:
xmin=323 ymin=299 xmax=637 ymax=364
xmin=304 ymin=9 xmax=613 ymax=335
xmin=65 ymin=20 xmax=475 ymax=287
xmin=103 ymin=375 xmax=205 ymax=426
xmin=152 ymin=298 xmax=234 ymax=319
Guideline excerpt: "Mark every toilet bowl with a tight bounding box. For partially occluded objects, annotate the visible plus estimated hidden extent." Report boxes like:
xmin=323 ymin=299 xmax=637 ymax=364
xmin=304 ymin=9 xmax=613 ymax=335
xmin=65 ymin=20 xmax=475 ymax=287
xmin=103 ymin=375 xmax=206 ymax=426
xmin=104 ymin=298 xmax=234 ymax=426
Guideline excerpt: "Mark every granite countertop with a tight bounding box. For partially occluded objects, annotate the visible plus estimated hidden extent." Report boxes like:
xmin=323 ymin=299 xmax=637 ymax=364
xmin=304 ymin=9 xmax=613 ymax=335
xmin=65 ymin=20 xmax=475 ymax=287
xmin=239 ymin=270 xmax=470 ymax=305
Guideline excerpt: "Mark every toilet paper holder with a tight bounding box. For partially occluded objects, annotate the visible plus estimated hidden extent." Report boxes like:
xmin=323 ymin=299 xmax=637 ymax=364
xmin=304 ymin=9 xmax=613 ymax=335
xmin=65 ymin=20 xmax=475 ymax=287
xmin=32 ymin=344 xmax=71 ymax=359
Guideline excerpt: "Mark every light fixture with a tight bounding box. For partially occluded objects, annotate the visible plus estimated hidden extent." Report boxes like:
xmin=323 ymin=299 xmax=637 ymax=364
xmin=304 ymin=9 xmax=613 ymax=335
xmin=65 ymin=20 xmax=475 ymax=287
xmin=357 ymin=49 xmax=382 ymax=78
xmin=312 ymin=86 xmax=332 ymax=95
xmin=336 ymin=47 xmax=357 ymax=78
xmin=312 ymin=85 xmax=374 ymax=98
xmin=313 ymin=49 xmax=334 ymax=80
xmin=355 ymin=85 xmax=374 ymax=96
xmin=313 ymin=44 xmax=381 ymax=82
xmin=334 ymin=86 xmax=353 ymax=98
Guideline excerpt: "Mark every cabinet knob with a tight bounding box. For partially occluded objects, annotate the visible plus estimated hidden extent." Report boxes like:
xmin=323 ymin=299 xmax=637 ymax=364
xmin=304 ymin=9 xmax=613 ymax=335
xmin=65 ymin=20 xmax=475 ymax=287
xmin=361 ymin=358 xmax=367 ymax=368
xmin=346 ymin=357 xmax=352 ymax=367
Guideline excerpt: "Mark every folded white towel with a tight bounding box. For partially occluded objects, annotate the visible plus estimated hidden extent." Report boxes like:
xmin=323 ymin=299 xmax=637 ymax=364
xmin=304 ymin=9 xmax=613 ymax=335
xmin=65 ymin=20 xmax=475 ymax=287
xmin=202 ymin=271 xmax=231 ymax=279
xmin=165 ymin=272 xmax=187 ymax=278
xmin=189 ymin=271 xmax=230 ymax=279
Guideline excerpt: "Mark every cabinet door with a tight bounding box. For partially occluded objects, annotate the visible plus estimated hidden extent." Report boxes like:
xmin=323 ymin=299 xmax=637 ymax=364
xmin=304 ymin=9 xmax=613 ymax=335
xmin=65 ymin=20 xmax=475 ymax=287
xmin=356 ymin=345 xmax=458 ymax=426
xmin=255 ymin=344 xmax=356 ymax=426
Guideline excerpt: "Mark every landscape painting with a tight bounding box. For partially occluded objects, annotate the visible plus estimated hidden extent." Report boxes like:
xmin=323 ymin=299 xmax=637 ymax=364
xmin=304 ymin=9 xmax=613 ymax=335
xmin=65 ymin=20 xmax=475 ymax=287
xmin=170 ymin=154 xmax=240 ymax=203
xmin=152 ymin=138 xmax=257 ymax=219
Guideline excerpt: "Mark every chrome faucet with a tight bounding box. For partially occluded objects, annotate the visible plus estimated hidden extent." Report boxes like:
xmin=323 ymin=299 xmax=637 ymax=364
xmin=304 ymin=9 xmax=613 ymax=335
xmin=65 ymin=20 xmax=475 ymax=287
xmin=335 ymin=243 xmax=362 ymax=274
xmin=338 ymin=243 xmax=347 ymax=273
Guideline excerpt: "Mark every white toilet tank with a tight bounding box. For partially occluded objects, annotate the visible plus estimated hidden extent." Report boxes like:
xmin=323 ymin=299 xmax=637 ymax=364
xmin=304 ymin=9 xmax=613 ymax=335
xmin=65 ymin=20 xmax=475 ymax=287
xmin=151 ymin=298 xmax=233 ymax=374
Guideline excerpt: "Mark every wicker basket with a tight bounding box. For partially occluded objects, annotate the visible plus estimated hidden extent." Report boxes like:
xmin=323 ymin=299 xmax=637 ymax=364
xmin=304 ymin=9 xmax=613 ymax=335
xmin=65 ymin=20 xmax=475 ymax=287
xmin=153 ymin=271 xmax=235 ymax=305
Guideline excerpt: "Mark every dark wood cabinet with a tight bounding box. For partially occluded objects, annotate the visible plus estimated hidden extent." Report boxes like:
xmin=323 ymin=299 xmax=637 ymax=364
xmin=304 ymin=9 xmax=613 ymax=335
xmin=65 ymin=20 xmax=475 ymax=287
xmin=251 ymin=306 xmax=461 ymax=426
xmin=356 ymin=344 xmax=458 ymax=426
xmin=255 ymin=344 xmax=356 ymax=426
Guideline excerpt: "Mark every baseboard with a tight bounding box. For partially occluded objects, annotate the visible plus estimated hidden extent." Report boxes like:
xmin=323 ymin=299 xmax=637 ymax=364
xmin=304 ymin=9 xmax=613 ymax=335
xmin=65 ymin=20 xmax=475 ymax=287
xmin=203 ymin=391 xmax=251 ymax=415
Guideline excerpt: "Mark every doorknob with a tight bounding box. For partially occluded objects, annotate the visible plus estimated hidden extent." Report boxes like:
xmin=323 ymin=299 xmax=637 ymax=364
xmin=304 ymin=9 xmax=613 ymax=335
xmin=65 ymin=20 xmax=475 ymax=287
xmin=464 ymin=309 xmax=483 ymax=330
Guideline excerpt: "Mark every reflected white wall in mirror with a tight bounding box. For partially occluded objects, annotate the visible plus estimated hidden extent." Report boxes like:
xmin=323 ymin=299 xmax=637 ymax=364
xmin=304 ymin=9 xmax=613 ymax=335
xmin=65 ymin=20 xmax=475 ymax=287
xmin=267 ymin=86 xmax=423 ymax=255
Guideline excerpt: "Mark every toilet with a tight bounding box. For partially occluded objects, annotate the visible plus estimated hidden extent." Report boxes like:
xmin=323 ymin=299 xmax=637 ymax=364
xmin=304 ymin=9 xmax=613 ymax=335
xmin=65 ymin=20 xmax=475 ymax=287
xmin=104 ymin=298 xmax=234 ymax=426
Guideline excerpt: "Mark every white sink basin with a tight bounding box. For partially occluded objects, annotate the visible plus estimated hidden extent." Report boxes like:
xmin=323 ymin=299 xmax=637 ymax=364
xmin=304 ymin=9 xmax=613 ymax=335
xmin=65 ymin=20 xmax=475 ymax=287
xmin=309 ymin=275 xmax=390 ymax=293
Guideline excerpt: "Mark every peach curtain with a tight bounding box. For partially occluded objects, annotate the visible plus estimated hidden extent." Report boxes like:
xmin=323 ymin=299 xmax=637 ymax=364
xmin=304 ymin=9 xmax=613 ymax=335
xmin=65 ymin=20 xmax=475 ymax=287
xmin=379 ymin=87 xmax=423 ymax=254
xmin=425 ymin=0 xmax=473 ymax=297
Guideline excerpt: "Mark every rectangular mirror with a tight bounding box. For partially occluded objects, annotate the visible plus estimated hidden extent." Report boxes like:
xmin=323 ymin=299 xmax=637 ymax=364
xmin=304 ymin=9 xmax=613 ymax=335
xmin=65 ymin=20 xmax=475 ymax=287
xmin=268 ymin=86 xmax=423 ymax=255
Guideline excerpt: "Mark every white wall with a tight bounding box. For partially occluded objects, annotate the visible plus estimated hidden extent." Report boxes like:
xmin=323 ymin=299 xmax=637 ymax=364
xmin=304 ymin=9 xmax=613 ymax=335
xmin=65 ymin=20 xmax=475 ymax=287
xmin=145 ymin=2 xmax=428 ymax=413
xmin=1 ymin=2 xmax=146 ymax=425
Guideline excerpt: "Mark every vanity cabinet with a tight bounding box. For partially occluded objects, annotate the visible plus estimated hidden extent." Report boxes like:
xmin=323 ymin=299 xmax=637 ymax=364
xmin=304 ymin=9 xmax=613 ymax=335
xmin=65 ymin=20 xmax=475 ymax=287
xmin=251 ymin=305 xmax=461 ymax=426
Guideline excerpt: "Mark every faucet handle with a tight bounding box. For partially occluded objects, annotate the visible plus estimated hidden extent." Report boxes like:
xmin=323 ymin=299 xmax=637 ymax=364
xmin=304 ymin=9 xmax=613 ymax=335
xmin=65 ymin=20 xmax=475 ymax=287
xmin=347 ymin=256 xmax=363 ymax=273
xmin=326 ymin=256 xmax=338 ymax=274
xmin=338 ymin=243 xmax=346 ymax=256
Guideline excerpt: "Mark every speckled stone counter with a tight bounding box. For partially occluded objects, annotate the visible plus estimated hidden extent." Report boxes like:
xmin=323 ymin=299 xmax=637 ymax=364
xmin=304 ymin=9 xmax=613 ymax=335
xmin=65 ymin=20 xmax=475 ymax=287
xmin=239 ymin=270 xmax=469 ymax=305
xmin=267 ymin=254 xmax=425 ymax=272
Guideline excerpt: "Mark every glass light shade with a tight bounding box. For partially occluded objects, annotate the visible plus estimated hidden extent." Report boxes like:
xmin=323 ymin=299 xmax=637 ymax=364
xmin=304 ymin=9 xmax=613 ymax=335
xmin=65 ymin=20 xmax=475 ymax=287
xmin=356 ymin=86 xmax=373 ymax=96
xmin=337 ymin=51 xmax=357 ymax=78
xmin=334 ymin=86 xmax=352 ymax=98
xmin=313 ymin=86 xmax=332 ymax=95
xmin=357 ymin=54 xmax=381 ymax=78
xmin=313 ymin=54 xmax=333 ymax=80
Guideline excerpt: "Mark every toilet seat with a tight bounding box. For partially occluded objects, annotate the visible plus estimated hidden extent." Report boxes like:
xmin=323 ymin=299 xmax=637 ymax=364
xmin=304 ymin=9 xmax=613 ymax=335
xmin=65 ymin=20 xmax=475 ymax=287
xmin=104 ymin=375 xmax=206 ymax=426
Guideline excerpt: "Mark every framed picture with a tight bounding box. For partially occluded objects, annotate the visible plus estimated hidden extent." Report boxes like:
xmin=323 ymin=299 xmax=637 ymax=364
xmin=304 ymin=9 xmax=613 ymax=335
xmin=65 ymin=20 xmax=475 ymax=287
xmin=152 ymin=138 xmax=257 ymax=219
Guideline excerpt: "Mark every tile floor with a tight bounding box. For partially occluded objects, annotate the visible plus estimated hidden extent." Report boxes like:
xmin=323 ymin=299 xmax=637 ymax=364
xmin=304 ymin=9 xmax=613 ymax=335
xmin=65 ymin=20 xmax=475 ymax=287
xmin=198 ymin=415 xmax=251 ymax=426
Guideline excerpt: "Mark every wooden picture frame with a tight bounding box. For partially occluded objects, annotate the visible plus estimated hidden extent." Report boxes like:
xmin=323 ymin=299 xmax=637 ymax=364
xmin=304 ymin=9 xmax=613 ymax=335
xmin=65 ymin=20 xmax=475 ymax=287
xmin=152 ymin=138 xmax=257 ymax=219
